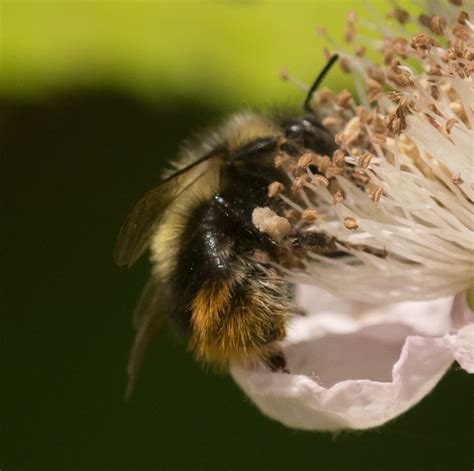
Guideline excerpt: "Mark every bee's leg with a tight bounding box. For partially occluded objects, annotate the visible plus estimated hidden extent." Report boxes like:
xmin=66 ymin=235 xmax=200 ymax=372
xmin=292 ymin=230 xmax=387 ymax=258
xmin=266 ymin=350 xmax=290 ymax=374
xmin=212 ymin=194 xmax=275 ymax=244
xmin=291 ymin=231 xmax=339 ymax=255
xmin=340 ymin=241 xmax=388 ymax=258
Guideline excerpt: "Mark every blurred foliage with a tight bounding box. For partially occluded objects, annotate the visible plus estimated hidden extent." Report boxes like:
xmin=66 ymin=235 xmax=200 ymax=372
xmin=2 ymin=0 xmax=392 ymax=107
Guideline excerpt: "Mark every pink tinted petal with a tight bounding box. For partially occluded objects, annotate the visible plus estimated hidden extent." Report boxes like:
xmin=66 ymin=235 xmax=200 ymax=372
xmin=230 ymin=287 xmax=455 ymax=431
xmin=295 ymin=285 xmax=453 ymax=336
xmin=231 ymin=335 xmax=453 ymax=430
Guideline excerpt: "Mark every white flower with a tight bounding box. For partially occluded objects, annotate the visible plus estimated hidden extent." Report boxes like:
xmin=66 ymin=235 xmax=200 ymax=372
xmin=232 ymin=1 xmax=474 ymax=430
xmin=231 ymin=287 xmax=473 ymax=430
xmin=275 ymin=2 xmax=474 ymax=303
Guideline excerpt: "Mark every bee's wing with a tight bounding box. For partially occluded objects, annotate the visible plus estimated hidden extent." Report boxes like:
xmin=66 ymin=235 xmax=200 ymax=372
xmin=115 ymin=143 xmax=226 ymax=267
xmin=126 ymin=277 xmax=169 ymax=399
xmin=114 ymin=171 xmax=203 ymax=267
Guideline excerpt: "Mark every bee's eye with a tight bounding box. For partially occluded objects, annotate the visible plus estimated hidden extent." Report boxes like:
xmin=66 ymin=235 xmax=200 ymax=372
xmin=289 ymin=124 xmax=300 ymax=133
xmin=284 ymin=116 xmax=337 ymax=155
xmin=285 ymin=116 xmax=319 ymax=137
xmin=285 ymin=121 xmax=303 ymax=136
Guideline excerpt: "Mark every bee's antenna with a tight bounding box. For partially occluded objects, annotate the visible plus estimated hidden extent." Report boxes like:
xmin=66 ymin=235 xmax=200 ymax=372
xmin=303 ymin=54 xmax=339 ymax=113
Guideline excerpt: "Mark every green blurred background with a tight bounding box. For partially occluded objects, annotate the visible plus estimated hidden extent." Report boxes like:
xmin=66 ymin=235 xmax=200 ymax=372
xmin=1 ymin=1 xmax=473 ymax=470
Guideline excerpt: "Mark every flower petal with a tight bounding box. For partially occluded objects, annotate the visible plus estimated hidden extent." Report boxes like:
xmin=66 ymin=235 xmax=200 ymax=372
xmin=231 ymin=288 xmax=455 ymax=430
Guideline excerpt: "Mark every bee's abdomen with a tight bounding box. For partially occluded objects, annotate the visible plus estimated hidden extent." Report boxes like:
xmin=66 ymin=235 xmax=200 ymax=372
xmin=171 ymin=200 xmax=288 ymax=366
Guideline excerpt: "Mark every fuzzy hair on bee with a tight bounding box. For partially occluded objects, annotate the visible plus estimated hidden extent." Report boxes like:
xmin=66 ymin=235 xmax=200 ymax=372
xmin=115 ymin=56 xmax=345 ymax=397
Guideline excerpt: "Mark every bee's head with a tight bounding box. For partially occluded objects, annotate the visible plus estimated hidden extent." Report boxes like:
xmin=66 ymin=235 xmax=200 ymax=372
xmin=280 ymin=54 xmax=339 ymax=156
xmin=283 ymin=115 xmax=337 ymax=156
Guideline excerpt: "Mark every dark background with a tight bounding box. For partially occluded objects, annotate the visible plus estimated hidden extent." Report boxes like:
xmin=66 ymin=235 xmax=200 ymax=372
xmin=1 ymin=89 xmax=473 ymax=471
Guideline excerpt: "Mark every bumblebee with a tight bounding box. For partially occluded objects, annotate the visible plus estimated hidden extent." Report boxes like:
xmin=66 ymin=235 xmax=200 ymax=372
xmin=116 ymin=56 xmax=343 ymax=396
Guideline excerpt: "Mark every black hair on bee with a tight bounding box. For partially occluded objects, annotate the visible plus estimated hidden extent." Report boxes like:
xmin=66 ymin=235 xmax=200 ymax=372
xmin=116 ymin=55 xmax=345 ymax=397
